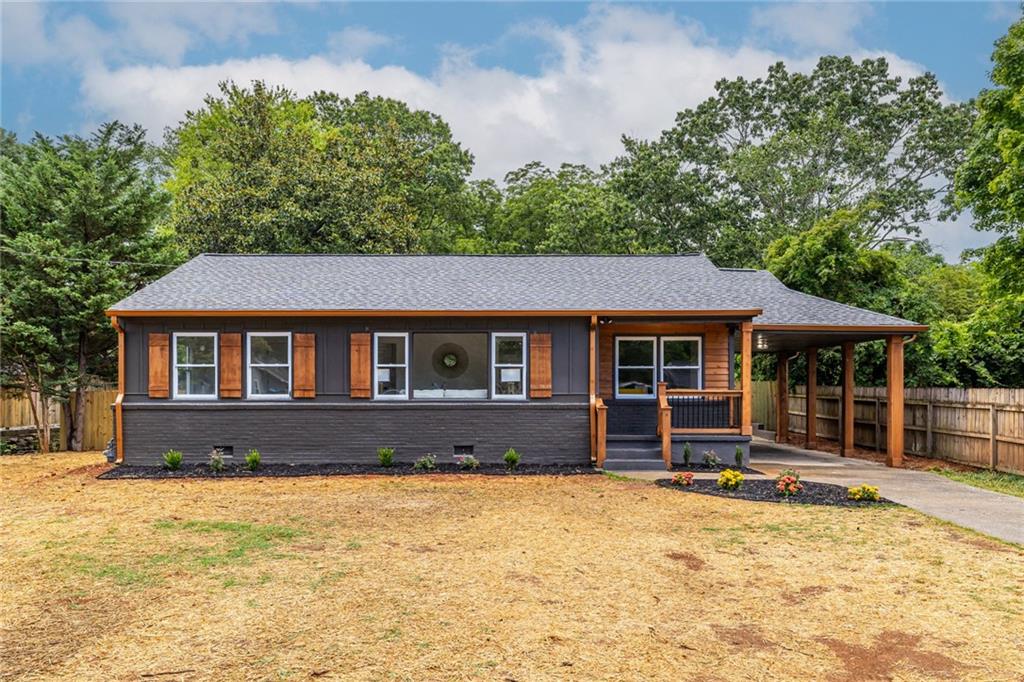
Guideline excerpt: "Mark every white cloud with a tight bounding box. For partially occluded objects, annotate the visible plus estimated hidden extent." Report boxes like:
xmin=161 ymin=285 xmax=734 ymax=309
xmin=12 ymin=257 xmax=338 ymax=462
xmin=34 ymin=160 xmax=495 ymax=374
xmin=750 ymin=3 xmax=874 ymax=52
xmin=327 ymin=26 xmax=394 ymax=60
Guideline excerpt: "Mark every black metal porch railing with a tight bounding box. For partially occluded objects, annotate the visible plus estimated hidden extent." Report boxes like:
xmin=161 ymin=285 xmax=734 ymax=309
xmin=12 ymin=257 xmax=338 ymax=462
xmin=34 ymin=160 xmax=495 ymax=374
xmin=667 ymin=392 xmax=741 ymax=430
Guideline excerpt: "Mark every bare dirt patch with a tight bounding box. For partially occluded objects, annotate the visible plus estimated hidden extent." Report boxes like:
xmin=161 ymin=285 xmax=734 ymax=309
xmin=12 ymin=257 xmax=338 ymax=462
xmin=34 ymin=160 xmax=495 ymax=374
xmin=2 ymin=452 xmax=1022 ymax=681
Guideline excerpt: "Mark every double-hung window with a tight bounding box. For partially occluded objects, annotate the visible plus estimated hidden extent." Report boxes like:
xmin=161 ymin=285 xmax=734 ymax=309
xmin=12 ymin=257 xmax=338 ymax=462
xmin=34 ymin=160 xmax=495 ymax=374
xmin=661 ymin=337 xmax=702 ymax=389
xmin=615 ymin=337 xmax=656 ymax=398
xmin=248 ymin=332 xmax=291 ymax=399
xmin=173 ymin=333 xmax=217 ymax=399
xmin=374 ymin=333 xmax=408 ymax=399
xmin=492 ymin=333 xmax=526 ymax=399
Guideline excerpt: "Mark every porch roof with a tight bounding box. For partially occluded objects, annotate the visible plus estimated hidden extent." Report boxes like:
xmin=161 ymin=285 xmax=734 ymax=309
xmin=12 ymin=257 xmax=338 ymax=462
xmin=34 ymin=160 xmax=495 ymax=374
xmin=108 ymin=254 xmax=925 ymax=336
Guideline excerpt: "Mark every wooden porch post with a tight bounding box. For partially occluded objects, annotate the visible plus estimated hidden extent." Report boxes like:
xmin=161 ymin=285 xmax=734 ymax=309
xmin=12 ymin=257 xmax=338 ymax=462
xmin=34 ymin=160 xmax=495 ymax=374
xmin=886 ymin=336 xmax=905 ymax=468
xmin=740 ymin=321 xmax=752 ymax=436
xmin=805 ymin=347 xmax=817 ymax=448
xmin=775 ymin=352 xmax=789 ymax=443
xmin=841 ymin=342 xmax=855 ymax=457
xmin=589 ymin=315 xmax=597 ymax=461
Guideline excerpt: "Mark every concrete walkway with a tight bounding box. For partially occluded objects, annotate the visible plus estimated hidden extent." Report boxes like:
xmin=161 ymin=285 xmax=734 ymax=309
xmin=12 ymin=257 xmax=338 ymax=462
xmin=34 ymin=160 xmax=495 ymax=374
xmin=609 ymin=438 xmax=1024 ymax=544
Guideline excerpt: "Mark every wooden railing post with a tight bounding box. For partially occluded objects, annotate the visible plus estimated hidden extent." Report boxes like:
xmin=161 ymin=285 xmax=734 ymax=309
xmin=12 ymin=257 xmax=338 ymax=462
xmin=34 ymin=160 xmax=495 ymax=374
xmin=658 ymin=382 xmax=671 ymax=469
xmin=595 ymin=398 xmax=608 ymax=468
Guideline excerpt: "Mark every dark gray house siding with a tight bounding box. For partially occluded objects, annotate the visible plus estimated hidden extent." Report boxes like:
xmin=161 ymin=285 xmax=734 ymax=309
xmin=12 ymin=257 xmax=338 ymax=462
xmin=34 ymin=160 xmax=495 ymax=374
xmin=120 ymin=315 xmax=591 ymax=465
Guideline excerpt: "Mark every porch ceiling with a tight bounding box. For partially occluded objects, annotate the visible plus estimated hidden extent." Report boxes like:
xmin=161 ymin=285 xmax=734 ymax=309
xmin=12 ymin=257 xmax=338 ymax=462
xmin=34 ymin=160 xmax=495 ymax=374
xmin=750 ymin=328 xmax=920 ymax=353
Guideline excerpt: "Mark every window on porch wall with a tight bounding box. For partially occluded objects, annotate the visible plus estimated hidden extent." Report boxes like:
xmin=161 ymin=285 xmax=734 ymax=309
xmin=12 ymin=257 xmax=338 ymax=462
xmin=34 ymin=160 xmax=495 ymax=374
xmin=615 ymin=337 xmax=655 ymax=398
xmin=661 ymin=337 xmax=702 ymax=389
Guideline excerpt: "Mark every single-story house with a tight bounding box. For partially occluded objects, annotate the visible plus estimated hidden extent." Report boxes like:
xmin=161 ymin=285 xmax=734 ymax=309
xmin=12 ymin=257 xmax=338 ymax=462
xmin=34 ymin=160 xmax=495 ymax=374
xmin=105 ymin=254 xmax=926 ymax=469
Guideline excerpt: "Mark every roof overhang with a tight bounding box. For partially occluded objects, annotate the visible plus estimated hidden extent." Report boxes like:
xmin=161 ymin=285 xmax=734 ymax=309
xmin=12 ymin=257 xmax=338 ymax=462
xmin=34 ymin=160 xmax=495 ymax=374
xmin=106 ymin=308 xmax=764 ymax=318
xmin=750 ymin=324 xmax=927 ymax=353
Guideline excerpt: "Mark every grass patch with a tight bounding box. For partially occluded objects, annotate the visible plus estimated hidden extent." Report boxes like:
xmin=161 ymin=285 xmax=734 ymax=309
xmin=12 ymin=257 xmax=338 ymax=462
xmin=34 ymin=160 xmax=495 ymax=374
xmin=154 ymin=519 xmax=304 ymax=567
xmin=931 ymin=467 xmax=1024 ymax=499
xmin=66 ymin=553 xmax=154 ymax=587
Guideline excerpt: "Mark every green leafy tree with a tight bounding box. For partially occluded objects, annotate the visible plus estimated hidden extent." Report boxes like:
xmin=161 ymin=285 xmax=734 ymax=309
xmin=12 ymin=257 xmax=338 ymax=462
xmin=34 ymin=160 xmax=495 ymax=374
xmin=1 ymin=123 xmax=172 ymax=450
xmin=165 ymin=82 xmax=474 ymax=255
xmin=616 ymin=56 xmax=974 ymax=267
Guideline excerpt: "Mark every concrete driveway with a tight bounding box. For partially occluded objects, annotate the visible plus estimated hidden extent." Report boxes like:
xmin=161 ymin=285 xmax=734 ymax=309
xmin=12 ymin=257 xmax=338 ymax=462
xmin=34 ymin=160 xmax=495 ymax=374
xmin=750 ymin=439 xmax=1024 ymax=545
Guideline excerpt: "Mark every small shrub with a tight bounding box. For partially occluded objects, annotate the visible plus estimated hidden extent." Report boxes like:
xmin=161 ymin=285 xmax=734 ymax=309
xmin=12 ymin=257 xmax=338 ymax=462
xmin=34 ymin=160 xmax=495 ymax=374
xmin=775 ymin=469 xmax=803 ymax=497
xmin=503 ymin=448 xmax=521 ymax=471
xmin=847 ymin=484 xmax=880 ymax=502
xmin=163 ymin=449 xmax=183 ymax=470
xmin=413 ymin=454 xmax=436 ymax=471
xmin=717 ymin=469 xmax=744 ymax=491
xmin=672 ymin=471 xmax=694 ymax=487
xmin=209 ymin=449 xmax=225 ymax=472
xmin=683 ymin=442 xmax=692 ymax=466
xmin=702 ymin=450 xmax=720 ymax=467
xmin=245 ymin=449 xmax=261 ymax=471
xmin=458 ymin=455 xmax=480 ymax=470
xmin=377 ymin=447 xmax=395 ymax=468
xmin=734 ymin=445 xmax=745 ymax=469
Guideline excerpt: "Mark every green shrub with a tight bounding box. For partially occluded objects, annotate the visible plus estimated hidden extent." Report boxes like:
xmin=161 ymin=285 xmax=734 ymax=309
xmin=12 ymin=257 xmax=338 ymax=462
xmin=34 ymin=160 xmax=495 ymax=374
xmin=503 ymin=448 xmax=521 ymax=471
xmin=413 ymin=454 xmax=436 ymax=471
xmin=683 ymin=442 xmax=692 ymax=466
xmin=734 ymin=445 xmax=744 ymax=469
xmin=209 ymin=449 xmax=225 ymax=472
xmin=458 ymin=455 xmax=480 ymax=470
xmin=245 ymin=449 xmax=261 ymax=471
xmin=702 ymin=450 xmax=720 ymax=467
xmin=377 ymin=447 xmax=395 ymax=467
xmin=163 ymin=449 xmax=183 ymax=470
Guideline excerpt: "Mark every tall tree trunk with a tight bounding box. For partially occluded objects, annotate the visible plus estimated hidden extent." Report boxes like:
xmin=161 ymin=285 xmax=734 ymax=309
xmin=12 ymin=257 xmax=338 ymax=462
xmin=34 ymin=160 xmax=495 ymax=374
xmin=71 ymin=333 xmax=87 ymax=451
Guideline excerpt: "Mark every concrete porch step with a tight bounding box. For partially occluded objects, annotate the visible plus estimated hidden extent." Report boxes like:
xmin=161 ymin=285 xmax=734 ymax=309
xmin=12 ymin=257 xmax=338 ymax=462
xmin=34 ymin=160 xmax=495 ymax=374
xmin=602 ymin=458 xmax=668 ymax=471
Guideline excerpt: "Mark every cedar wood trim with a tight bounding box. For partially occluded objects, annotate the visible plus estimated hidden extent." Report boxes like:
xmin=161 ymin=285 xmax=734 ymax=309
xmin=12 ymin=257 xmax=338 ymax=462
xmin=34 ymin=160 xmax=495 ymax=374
xmin=106 ymin=308 xmax=764 ymax=318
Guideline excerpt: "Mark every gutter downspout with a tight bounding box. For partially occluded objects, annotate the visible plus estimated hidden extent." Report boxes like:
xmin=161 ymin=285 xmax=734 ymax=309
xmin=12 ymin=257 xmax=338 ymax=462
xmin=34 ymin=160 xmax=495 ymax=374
xmin=110 ymin=316 xmax=125 ymax=464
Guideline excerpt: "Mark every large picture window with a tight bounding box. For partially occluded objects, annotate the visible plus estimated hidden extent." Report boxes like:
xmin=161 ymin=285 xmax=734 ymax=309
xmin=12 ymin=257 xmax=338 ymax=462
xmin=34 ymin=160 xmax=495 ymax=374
xmin=173 ymin=333 xmax=217 ymax=399
xmin=412 ymin=333 xmax=488 ymax=399
xmin=615 ymin=337 xmax=656 ymax=398
xmin=492 ymin=333 xmax=526 ymax=399
xmin=374 ymin=333 xmax=408 ymax=399
xmin=661 ymin=337 xmax=702 ymax=389
xmin=248 ymin=332 xmax=291 ymax=398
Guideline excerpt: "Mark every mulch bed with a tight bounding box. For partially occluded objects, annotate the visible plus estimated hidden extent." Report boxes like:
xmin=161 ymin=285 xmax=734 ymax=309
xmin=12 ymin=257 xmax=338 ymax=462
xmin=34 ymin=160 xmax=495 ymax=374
xmin=656 ymin=479 xmax=895 ymax=507
xmin=98 ymin=462 xmax=598 ymax=480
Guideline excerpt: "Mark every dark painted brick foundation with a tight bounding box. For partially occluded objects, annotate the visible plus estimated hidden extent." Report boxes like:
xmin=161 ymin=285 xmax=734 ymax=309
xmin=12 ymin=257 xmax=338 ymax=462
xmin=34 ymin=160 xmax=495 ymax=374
xmin=122 ymin=402 xmax=591 ymax=467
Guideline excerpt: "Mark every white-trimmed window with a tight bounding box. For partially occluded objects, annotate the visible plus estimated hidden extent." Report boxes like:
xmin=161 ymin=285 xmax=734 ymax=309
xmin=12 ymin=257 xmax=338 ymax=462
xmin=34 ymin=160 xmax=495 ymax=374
xmin=248 ymin=332 xmax=291 ymax=399
xmin=661 ymin=337 xmax=702 ymax=390
xmin=615 ymin=336 xmax=656 ymax=399
xmin=173 ymin=332 xmax=217 ymax=399
xmin=374 ymin=333 xmax=408 ymax=399
xmin=492 ymin=333 xmax=526 ymax=399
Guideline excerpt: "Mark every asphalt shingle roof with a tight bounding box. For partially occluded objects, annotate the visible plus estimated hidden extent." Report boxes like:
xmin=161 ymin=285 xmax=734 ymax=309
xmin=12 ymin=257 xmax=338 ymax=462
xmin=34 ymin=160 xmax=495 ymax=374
xmin=108 ymin=254 xmax=922 ymax=328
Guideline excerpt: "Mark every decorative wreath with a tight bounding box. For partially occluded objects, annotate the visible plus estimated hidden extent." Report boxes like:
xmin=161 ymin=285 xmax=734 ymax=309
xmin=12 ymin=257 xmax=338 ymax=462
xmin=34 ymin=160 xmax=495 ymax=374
xmin=432 ymin=342 xmax=470 ymax=379
xmin=442 ymin=352 xmax=459 ymax=368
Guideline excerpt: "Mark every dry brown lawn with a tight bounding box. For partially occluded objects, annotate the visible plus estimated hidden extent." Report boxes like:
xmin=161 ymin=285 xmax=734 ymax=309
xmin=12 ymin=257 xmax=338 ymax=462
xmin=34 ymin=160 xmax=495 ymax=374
xmin=2 ymin=453 xmax=1022 ymax=682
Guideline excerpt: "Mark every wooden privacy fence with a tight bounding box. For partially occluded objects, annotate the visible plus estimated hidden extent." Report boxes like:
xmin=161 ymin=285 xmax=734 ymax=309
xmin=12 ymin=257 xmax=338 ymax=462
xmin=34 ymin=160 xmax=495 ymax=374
xmin=1 ymin=386 xmax=116 ymax=452
xmin=752 ymin=382 xmax=1024 ymax=475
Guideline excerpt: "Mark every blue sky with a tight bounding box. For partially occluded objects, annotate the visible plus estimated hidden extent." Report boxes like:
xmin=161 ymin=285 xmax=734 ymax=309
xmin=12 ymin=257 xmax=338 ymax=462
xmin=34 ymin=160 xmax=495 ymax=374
xmin=2 ymin=1 xmax=1020 ymax=258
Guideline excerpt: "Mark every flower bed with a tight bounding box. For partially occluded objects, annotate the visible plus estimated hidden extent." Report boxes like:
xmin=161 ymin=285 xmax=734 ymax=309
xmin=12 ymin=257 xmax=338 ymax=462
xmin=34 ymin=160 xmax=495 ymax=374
xmin=656 ymin=478 xmax=894 ymax=507
xmin=98 ymin=462 xmax=598 ymax=480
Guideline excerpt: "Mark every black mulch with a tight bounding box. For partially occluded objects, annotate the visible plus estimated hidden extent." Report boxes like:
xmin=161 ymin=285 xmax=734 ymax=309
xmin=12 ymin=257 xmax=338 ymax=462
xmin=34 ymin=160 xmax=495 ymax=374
xmin=656 ymin=478 xmax=895 ymax=507
xmin=97 ymin=462 xmax=598 ymax=480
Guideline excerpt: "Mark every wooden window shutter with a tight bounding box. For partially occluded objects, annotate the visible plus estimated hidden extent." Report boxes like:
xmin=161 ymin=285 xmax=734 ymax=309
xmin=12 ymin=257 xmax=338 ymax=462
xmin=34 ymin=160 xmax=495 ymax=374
xmin=292 ymin=333 xmax=316 ymax=398
xmin=350 ymin=332 xmax=372 ymax=398
xmin=219 ymin=333 xmax=242 ymax=398
xmin=529 ymin=332 xmax=552 ymax=399
xmin=147 ymin=333 xmax=170 ymax=398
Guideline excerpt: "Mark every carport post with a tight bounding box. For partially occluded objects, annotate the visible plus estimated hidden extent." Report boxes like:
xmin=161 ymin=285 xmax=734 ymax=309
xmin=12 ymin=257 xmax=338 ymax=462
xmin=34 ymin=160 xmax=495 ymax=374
xmin=775 ymin=352 xmax=789 ymax=443
xmin=841 ymin=342 xmax=855 ymax=457
xmin=886 ymin=336 xmax=905 ymax=468
xmin=805 ymin=347 xmax=818 ymax=449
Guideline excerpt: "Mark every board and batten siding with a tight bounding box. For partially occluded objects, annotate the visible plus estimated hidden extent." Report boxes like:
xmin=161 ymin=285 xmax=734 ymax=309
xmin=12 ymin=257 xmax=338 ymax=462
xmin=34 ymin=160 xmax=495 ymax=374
xmin=118 ymin=316 xmax=590 ymax=465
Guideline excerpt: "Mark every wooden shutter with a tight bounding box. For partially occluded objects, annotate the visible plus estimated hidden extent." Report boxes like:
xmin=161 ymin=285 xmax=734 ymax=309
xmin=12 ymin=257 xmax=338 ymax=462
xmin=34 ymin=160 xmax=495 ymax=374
xmin=292 ymin=333 xmax=316 ymax=398
xmin=350 ymin=332 xmax=372 ymax=399
xmin=219 ymin=333 xmax=242 ymax=398
xmin=147 ymin=333 xmax=170 ymax=398
xmin=529 ymin=332 xmax=552 ymax=399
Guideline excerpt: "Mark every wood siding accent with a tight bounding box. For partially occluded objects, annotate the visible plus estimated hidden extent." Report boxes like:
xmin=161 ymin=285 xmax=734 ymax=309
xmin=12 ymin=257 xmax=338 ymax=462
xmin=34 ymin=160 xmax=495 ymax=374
xmin=529 ymin=332 xmax=553 ymax=398
xmin=350 ymin=332 xmax=372 ymax=399
xmin=292 ymin=333 xmax=316 ymax=398
xmin=219 ymin=333 xmax=243 ymax=398
xmin=147 ymin=333 xmax=170 ymax=398
xmin=597 ymin=322 xmax=734 ymax=399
